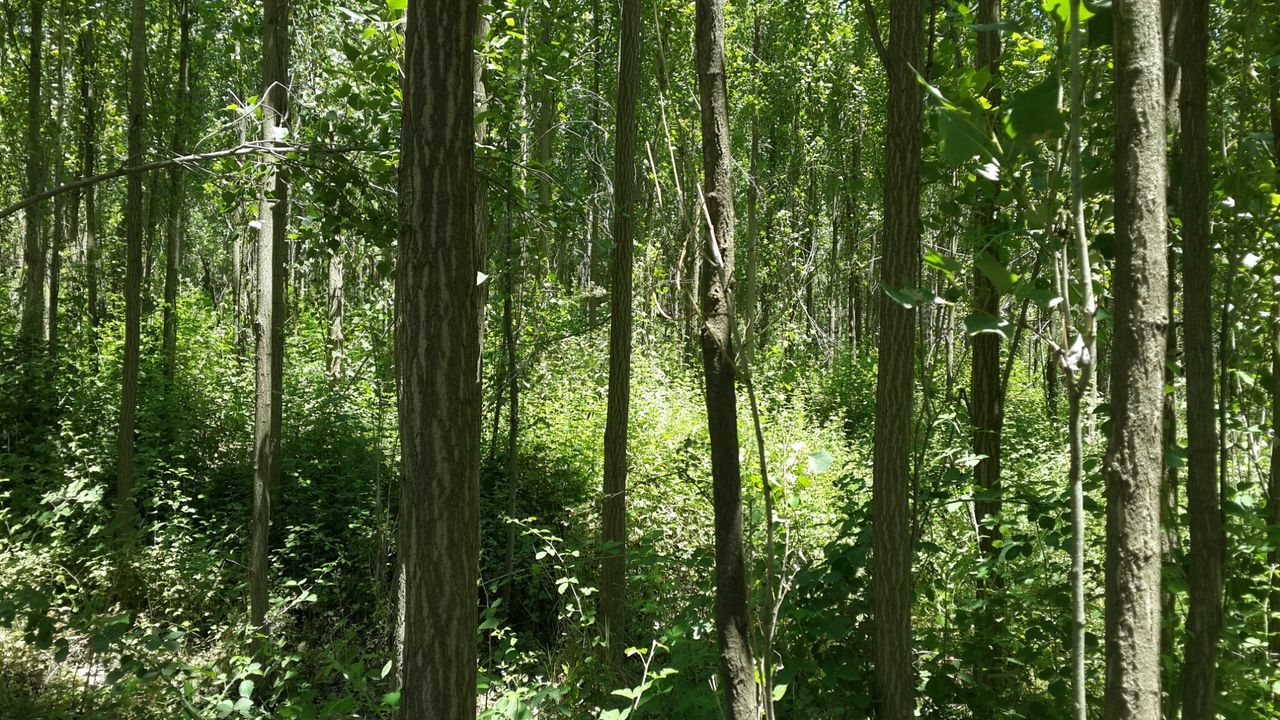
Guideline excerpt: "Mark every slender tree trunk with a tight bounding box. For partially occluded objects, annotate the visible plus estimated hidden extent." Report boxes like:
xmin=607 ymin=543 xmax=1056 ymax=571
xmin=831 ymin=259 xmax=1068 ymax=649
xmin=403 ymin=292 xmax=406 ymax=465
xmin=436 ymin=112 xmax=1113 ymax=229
xmin=743 ymin=7 xmax=760 ymax=362
xmin=970 ymin=0 xmax=1004 ymax=693
xmin=600 ymin=0 xmax=641 ymax=658
xmin=395 ymin=1 xmax=481 ymax=715
xmin=1267 ymin=51 xmax=1280 ymax=684
xmin=79 ymin=27 xmax=98 ymax=336
xmin=20 ymin=0 xmax=45 ymax=345
xmin=1177 ymin=1 xmax=1223 ymax=716
xmin=326 ymin=251 xmax=344 ymax=380
xmin=1104 ymin=1 xmax=1168 ymax=718
xmin=867 ymin=0 xmax=925 ymax=715
xmin=251 ymin=0 xmax=290 ymax=636
xmin=114 ymin=0 xmax=147 ymax=559
xmin=694 ymin=0 xmax=758 ymax=714
xmin=163 ymin=0 xmax=192 ymax=383
xmin=501 ymin=235 xmax=520 ymax=613
xmin=48 ymin=8 xmax=66 ymax=361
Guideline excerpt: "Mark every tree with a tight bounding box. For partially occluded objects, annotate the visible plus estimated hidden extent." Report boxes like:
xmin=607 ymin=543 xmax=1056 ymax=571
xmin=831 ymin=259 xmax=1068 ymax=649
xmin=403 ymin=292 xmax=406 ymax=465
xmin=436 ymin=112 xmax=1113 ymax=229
xmin=114 ymin=0 xmax=147 ymax=554
xmin=600 ymin=0 xmax=641 ymax=657
xmin=78 ymin=25 xmax=99 ymax=336
xmin=395 ymin=0 xmax=481 ymax=715
xmin=1104 ymin=0 xmax=1168 ymax=717
xmin=163 ymin=0 xmax=193 ymax=383
xmin=694 ymin=0 xmax=757 ymax=713
xmin=1177 ymin=0 xmax=1223 ymax=716
xmin=20 ymin=0 xmax=45 ymax=345
xmin=863 ymin=0 xmax=925 ymax=714
xmin=251 ymin=0 xmax=291 ymax=635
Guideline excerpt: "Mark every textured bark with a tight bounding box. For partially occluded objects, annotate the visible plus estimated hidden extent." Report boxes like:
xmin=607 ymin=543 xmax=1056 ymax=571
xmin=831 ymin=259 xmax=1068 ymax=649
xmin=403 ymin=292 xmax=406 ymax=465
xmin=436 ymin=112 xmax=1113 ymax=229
xmin=1266 ymin=41 xmax=1280 ymax=693
xmin=694 ymin=0 xmax=758 ymax=714
xmin=114 ymin=0 xmax=146 ymax=551
xmin=970 ymin=0 xmax=1004 ymax=691
xmin=501 ymin=240 xmax=519 ymax=613
xmin=600 ymin=0 xmax=640 ymax=656
xmin=870 ymin=0 xmax=925 ymax=715
xmin=163 ymin=0 xmax=193 ymax=383
xmin=1104 ymin=0 xmax=1168 ymax=717
xmin=48 ymin=10 xmax=66 ymax=361
xmin=742 ymin=9 xmax=760 ymax=362
xmin=395 ymin=1 xmax=481 ymax=716
xmin=20 ymin=0 xmax=45 ymax=345
xmin=251 ymin=0 xmax=290 ymax=635
xmin=1177 ymin=1 xmax=1222 ymax=716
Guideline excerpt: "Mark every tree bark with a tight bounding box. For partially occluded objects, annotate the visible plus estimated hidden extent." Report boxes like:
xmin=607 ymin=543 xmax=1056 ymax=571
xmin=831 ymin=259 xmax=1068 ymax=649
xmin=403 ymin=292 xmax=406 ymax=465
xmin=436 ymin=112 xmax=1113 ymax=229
xmin=694 ymin=0 xmax=758 ymax=714
xmin=114 ymin=0 xmax=147 ymax=556
xmin=251 ymin=0 xmax=290 ymax=636
xmin=20 ymin=0 xmax=45 ymax=345
xmin=867 ymin=0 xmax=925 ymax=714
xmin=600 ymin=0 xmax=641 ymax=658
xmin=395 ymin=1 xmax=481 ymax=716
xmin=326 ymin=250 xmax=344 ymax=380
xmin=1104 ymin=0 xmax=1168 ymax=717
xmin=970 ymin=0 xmax=1004 ymax=692
xmin=79 ymin=27 xmax=99 ymax=336
xmin=163 ymin=0 xmax=192 ymax=383
xmin=1177 ymin=1 xmax=1223 ymax=716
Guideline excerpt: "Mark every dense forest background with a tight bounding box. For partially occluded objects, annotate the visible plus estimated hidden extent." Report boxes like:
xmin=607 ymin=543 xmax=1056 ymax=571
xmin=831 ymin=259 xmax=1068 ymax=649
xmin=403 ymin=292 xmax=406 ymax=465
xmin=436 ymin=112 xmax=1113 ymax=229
xmin=1 ymin=0 xmax=1279 ymax=717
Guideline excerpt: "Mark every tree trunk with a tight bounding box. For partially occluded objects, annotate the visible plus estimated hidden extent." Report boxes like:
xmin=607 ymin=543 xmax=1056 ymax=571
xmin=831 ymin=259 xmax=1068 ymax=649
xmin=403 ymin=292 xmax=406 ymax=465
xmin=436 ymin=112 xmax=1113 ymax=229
xmin=694 ymin=0 xmax=758 ymax=714
xmin=79 ymin=27 xmax=98 ymax=336
xmin=1268 ymin=50 xmax=1280 ymax=688
xmin=869 ymin=0 xmax=925 ymax=715
xmin=600 ymin=0 xmax=640 ymax=658
xmin=326 ymin=251 xmax=344 ymax=380
xmin=114 ymin=0 xmax=147 ymax=557
xmin=743 ymin=8 xmax=760 ymax=362
xmin=1177 ymin=2 xmax=1223 ymax=715
xmin=1104 ymin=0 xmax=1168 ymax=717
xmin=501 ymin=235 xmax=520 ymax=613
xmin=970 ymin=0 xmax=1004 ymax=693
xmin=395 ymin=2 xmax=481 ymax=716
xmin=251 ymin=0 xmax=290 ymax=636
xmin=48 ymin=7 xmax=66 ymax=361
xmin=163 ymin=0 xmax=192 ymax=383
xmin=20 ymin=0 xmax=45 ymax=346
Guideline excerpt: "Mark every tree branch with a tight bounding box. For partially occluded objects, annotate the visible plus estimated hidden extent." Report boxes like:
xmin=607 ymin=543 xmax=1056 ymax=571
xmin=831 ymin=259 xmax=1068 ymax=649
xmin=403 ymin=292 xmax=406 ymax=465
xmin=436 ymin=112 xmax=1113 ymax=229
xmin=0 ymin=142 xmax=388 ymax=222
xmin=859 ymin=0 xmax=889 ymax=69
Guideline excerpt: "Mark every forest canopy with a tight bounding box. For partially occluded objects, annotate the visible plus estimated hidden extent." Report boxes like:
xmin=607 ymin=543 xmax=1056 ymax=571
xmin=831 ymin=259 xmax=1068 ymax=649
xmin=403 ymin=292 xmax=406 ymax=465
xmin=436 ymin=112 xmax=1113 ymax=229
xmin=2 ymin=0 xmax=1279 ymax=718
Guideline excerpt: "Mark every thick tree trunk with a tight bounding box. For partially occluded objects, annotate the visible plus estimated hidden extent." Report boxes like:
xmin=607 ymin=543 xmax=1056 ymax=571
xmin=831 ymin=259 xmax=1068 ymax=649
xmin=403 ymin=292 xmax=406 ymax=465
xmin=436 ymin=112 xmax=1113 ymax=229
xmin=395 ymin=1 xmax=481 ymax=716
xmin=1177 ymin=1 xmax=1223 ymax=716
xmin=869 ymin=0 xmax=925 ymax=715
xmin=694 ymin=0 xmax=758 ymax=714
xmin=20 ymin=0 xmax=45 ymax=345
xmin=251 ymin=0 xmax=290 ymax=636
xmin=600 ymin=0 xmax=640 ymax=657
xmin=163 ymin=0 xmax=192 ymax=383
xmin=1104 ymin=0 xmax=1168 ymax=717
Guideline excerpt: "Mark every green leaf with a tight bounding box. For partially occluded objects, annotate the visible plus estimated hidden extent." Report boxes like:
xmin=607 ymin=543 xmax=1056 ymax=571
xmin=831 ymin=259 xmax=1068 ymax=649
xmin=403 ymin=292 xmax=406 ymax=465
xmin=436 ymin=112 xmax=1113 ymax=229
xmin=381 ymin=660 xmax=393 ymax=679
xmin=238 ymin=679 xmax=254 ymax=699
xmin=964 ymin=312 xmax=1010 ymax=338
xmin=215 ymin=700 xmax=234 ymax=719
xmin=772 ymin=683 xmax=789 ymax=701
xmin=974 ymin=254 xmax=1017 ymax=294
xmin=1006 ymin=77 xmax=1065 ymax=140
xmin=924 ymin=250 xmax=964 ymax=279
xmin=385 ymin=0 xmax=406 ymax=10
xmin=381 ymin=691 xmax=402 ymax=707
xmin=807 ymin=450 xmax=834 ymax=475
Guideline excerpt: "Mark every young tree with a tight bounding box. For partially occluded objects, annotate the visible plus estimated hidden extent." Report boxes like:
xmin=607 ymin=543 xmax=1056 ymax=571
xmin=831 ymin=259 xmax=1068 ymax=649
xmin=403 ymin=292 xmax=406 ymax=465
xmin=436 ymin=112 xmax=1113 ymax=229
xmin=600 ymin=0 xmax=641 ymax=656
xmin=115 ymin=0 xmax=147 ymax=551
xmin=163 ymin=0 xmax=193 ymax=383
xmin=1104 ymin=0 xmax=1168 ymax=718
xmin=20 ymin=0 xmax=45 ymax=345
xmin=251 ymin=0 xmax=290 ymax=635
xmin=395 ymin=0 xmax=481 ymax=715
xmin=1177 ymin=0 xmax=1223 ymax=716
xmin=863 ymin=0 xmax=924 ymax=714
xmin=79 ymin=26 xmax=99 ymax=335
xmin=694 ymin=0 xmax=758 ymax=713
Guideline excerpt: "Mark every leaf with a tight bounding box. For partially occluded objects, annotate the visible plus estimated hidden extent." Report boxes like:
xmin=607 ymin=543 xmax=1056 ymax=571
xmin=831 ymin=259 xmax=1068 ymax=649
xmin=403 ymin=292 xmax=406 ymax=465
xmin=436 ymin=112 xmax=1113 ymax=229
xmin=215 ymin=700 xmax=234 ymax=719
xmin=1006 ymin=77 xmax=1065 ymax=141
xmin=381 ymin=691 xmax=401 ymax=707
xmin=380 ymin=660 xmax=393 ymax=679
xmin=772 ymin=683 xmax=789 ymax=701
xmin=924 ymin=250 xmax=964 ymax=279
xmin=1042 ymin=0 xmax=1094 ymax=25
xmin=974 ymin=254 xmax=1017 ymax=294
xmin=807 ymin=450 xmax=834 ymax=475
xmin=385 ymin=0 xmax=406 ymax=10
xmin=1163 ymin=446 xmax=1186 ymax=470
xmin=964 ymin=312 xmax=1010 ymax=338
